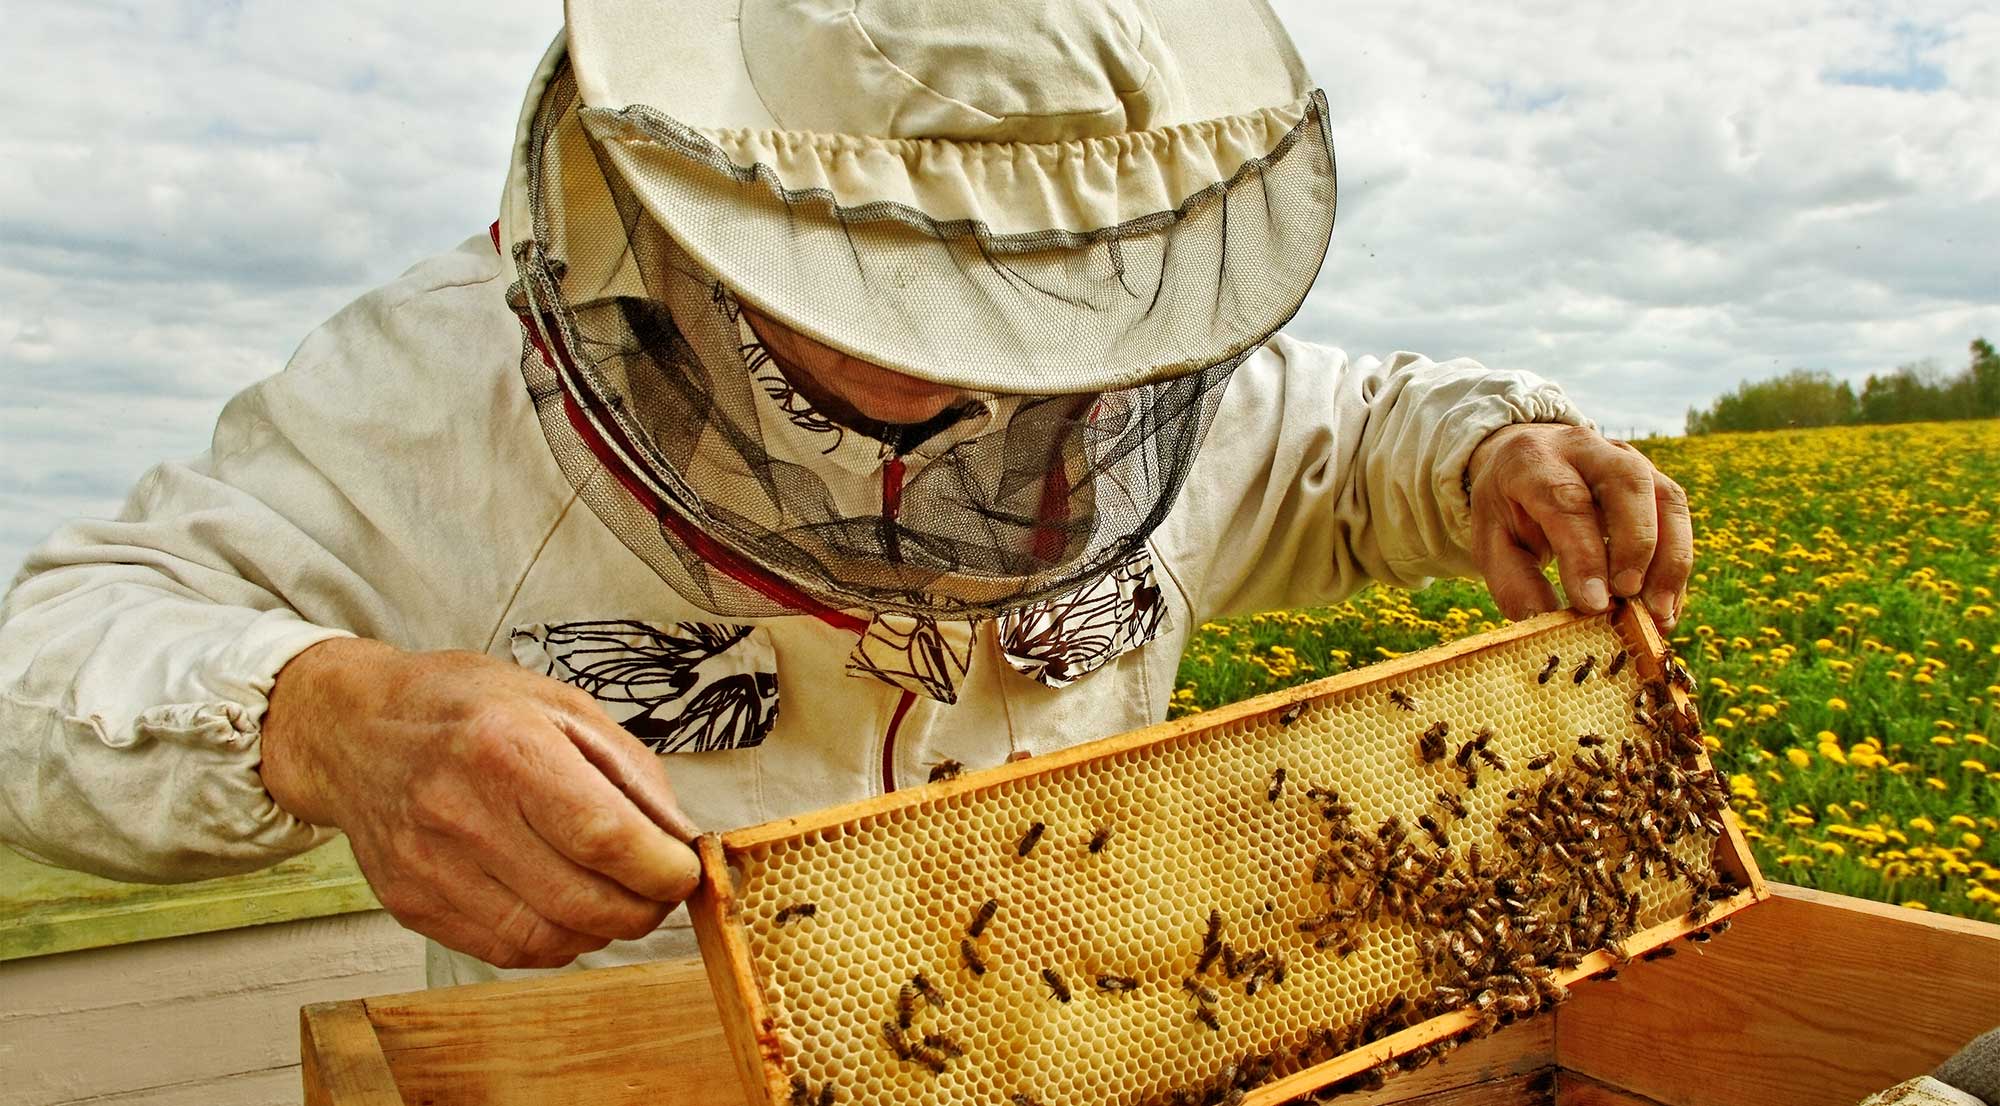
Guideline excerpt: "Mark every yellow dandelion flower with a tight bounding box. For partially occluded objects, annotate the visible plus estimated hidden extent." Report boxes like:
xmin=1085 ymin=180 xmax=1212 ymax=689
xmin=1826 ymin=697 xmax=1848 ymax=711
xmin=1924 ymin=777 xmax=1949 ymax=791
xmin=1963 ymin=761 xmax=1989 ymax=774
xmin=1911 ymin=816 xmax=1937 ymax=834
xmin=1902 ymin=901 xmax=1930 ymax=911
xmin=1963 ymin=833 xmax=1985 ymax=850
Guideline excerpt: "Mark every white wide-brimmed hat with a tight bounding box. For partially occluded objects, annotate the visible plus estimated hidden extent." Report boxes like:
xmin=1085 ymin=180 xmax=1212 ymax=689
xmin=536 ymin=0 xmax=1336 ymax=395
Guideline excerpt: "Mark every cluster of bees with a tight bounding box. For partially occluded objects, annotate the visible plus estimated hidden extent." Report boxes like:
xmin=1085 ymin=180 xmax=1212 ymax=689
xmin=769 ymin=641 xmax=1739 ymax=1106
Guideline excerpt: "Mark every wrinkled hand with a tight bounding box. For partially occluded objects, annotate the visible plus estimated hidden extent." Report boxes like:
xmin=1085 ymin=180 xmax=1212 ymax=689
xmin=261 ymin=639 xmax=701 ymax=968
xmin=1466 ymin=424 xmax=1692 ymax=629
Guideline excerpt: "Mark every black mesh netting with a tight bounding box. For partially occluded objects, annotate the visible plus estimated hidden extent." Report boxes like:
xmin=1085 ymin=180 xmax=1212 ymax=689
xmin=508 ymin=61 xmax=1334 ymax=620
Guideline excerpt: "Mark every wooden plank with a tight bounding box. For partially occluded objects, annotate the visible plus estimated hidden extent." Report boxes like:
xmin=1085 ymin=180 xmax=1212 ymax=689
xmin=0 ymin=837 xmax=379 ymax=962
xmin=362 ymin=957 xmax=741 ymax=1106
xmin=300 ymin=1001 xmax=401 ymax=1106
xmin=1374 ymin=1069 xmax=1554 ymax=1105
xmin=722 ymin=608 xmax=1594 ymax=850
xmin=1327 ymin=1020 xmax=1556 ymax=1106
xmin=1 ymin=910 xmax=422 ymax=1106
xmin=1556 ymin=883 xmax=2000 ymax=1106
xmin=1556 ymin=1071 xmax=1670 ymax=1106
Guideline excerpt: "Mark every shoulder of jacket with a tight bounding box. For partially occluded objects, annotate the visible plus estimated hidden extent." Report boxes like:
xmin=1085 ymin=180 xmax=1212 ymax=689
xmin=282 ymin=232 xmax=513 ymax=380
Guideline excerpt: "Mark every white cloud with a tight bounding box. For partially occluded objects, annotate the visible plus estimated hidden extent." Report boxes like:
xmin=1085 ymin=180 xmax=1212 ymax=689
xmin=1 ymin=0 xmax=1996 ymax=574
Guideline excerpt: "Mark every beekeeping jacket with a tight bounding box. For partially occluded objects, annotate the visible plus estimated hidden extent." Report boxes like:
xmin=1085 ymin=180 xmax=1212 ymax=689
xmin=0 ymin=54 xmax=1586 ymax=989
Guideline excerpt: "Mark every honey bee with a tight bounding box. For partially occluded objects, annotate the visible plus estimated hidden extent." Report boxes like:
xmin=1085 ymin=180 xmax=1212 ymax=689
xmin=1573 ymin=654 xmax=1597 ymax=684
xmin=789 ymin=1076 xmax=813 ymax=1106
xmin=922 ymin=1033 xmax=965 ymax=1058
xmin=1641 ymin=946 xmax=1678 ymax=962
xmin=1538 ymin=654 xmax=1562 ymax=684
xmin=969 ymin=898 xmax=998 ymax=937
xmin=1270 ymin=958 xmax=1287 ymax=986
xmin=1417 ymin=813 xmax=1450 ymax=847
xmin=817 ymin=1087 xmax=833 ymax=1106
xmin=1664 ymin=657 xmax=1695 ymax=693
xmin=882 ymin=1021 xmax=912 ymax=1059
xmin=1418 ymin=721 xmax=1450 ymax=764
xmin=774 ymin=902 xmax=818 ymax=926
xmin=909 ymin=1046 xmax=950 ymax=1074
xmin=1095 ymin=973 xmax=1139 ymax=992
xmin=1196 ymin=941 xmax=1223 ymax=975
xmin=1435 ymin=790 xmax=1468 ymax=819
xmin=896 ymin=983 xmax=919 ymax=1028
xmin=1268 ymin=767 xmax=1287 ymax=802
xmin=1017 ymin=821 xmax=1046 ymax=857
xmin=1279 ymin=702 xmax=1307 ymax=726
xmin=1477 ymin=746 xmax=1508 ymax=772
xmin=911 ymin=972 xmax=940 ymax=1008
xmin=1606 ymin=649 xmax=1630 ymax=678
xmin=1194 ymin=1005 xmax=1221 ymax=1031
xmin=1087 ymin=827 xmax=1111 ymax=854
xmin=959 ymin=938 xmax=987 ymax=976
xmin=1203 ymin=909 xmax=1223 ymax=947
xmin=1041 ymin=967 xmax=1072 ymax=1003
xmin=1183 ymin=978 xmax=1219 ymax=1004
xmin=926 ymin=759 xmax=965 ymax=783
xmin=1463 ymin=764 xmax=1480 ymax=790
xmin=1389 ymin=689 xmax=1419 ymax=711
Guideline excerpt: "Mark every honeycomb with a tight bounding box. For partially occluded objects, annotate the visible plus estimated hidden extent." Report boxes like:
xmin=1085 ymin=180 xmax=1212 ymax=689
xmin=699 ymin=610 xmax=1752 ymax=1106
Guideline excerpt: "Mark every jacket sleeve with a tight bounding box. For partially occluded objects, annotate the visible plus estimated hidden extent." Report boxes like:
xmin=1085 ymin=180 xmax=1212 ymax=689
xmin=0 ymin=234 xmax=561 ymax=882
xmin=1158 ymin=333 xmax=1591 ymax=621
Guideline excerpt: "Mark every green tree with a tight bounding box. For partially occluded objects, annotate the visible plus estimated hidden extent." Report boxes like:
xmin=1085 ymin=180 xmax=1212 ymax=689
xmin=1684 ymin=369 xmax=1858 ymax=434
xmin=1971 ymin=337 xmax=2000 ymax=418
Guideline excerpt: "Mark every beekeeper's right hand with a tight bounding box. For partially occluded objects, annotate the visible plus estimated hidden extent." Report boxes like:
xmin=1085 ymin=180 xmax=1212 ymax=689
xmin=258 ymin=638 xmax=702 ymax=968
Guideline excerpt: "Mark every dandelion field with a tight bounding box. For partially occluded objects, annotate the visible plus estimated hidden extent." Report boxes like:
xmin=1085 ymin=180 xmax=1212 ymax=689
xmin=1170 ymin=420 xmax=2000 ymax=920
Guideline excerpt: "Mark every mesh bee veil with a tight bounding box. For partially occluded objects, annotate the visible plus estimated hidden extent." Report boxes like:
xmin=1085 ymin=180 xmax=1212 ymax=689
xmin=508 ymin=59 xmax=1335 ymax=620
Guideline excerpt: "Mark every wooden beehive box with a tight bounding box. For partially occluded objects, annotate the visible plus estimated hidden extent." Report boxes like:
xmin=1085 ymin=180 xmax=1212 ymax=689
xmin=686 ymin=606 xmax=1768 ymax=1106
xmin=300 ymin=882 xmax=2000 ymax=1106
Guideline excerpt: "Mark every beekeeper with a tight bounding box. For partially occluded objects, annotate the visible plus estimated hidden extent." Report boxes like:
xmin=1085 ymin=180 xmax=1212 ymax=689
xmin=0 ymin=0 xmax=1691 ymax=987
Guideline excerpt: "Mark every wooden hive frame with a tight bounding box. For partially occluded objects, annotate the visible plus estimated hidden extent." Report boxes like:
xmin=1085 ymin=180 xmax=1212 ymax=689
xmin=686 ymin=606 xmax=1770 ymax=1106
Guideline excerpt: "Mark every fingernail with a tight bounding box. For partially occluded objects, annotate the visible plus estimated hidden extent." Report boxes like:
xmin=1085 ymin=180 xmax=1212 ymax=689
xmin=1579 ymin=577 xmax=1610 ymax=611
xmin=1648 ymin=590 xmax=1675 ymax=623
xmin=1614 ymin=570 xmax=1644 ymax=596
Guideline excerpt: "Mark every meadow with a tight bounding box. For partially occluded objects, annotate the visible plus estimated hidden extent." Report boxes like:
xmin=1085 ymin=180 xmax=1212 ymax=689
xmin=1170 ymin=420 xmax=2000 ymax=921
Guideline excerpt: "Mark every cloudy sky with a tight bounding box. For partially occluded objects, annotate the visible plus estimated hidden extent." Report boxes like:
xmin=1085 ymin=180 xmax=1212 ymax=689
xmin=2 ymin=1 xmax=1996 ymax=575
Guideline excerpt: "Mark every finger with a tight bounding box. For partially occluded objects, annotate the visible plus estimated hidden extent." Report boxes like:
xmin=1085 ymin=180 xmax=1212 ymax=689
xmin=1568 ymin=441 xmax=1660 ymax=599
xmin=1474 ymin=502 xmax=1560 ymax=621
xmin=1642 ymin=472 xmax=1695 ymax=628
xmin=384 ymin=860 xmax=607 ymax=969
xmin=512 ymin=729 xmax=703 ymax=905
xmin=480 ymin=823 xmax=676 ymax=942
xmin=559 ymin=707 xmax=702 ymax=842
xmin=1508 ymin=467 xmax=1612 ymax=613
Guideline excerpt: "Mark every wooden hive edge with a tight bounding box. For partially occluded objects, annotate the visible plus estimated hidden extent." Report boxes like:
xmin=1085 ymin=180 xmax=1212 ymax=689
xmin=1611 ymin=604 xmax=1770 ymax=903
xmin=690 ymin=834 xmax=790 ymax=1106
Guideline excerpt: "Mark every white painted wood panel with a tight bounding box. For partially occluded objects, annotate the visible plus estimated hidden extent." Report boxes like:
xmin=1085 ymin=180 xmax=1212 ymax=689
xmin=0 ymin=910 xmax=424 ymax=1106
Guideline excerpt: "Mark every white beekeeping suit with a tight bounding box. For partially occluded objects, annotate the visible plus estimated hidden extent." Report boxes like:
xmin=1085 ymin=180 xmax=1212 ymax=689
xmin=0 ymin=0 xmax=1587 ymax=987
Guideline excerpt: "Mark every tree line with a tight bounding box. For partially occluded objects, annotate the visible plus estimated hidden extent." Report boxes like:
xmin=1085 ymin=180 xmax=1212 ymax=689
xmin=1684 ymin=338 xmax=2000 ymax=435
